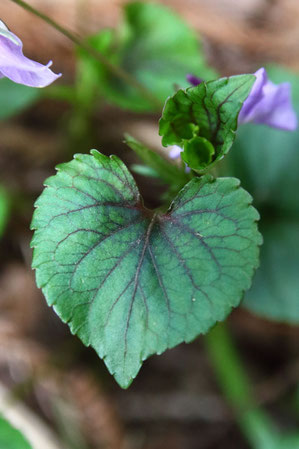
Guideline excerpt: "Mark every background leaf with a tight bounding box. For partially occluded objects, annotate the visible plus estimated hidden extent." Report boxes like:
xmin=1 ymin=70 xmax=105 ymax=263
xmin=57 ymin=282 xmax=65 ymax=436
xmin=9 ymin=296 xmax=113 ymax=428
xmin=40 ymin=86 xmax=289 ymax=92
xmin=31 ymin=151 xmax=261 ymax=387
xmin=0 ymin=78 xmax=40 ymax=120
xmin=159 ymin=75 xmax=255 ymax=170
xmin=0 ymin=416 xmax=32 ymax=449
xmin=0 ymin=186 xmax=10 ymax=237
xmin=227 ymin=122 xmax=299 ymax=218
xmin=226 ymin=65 xmax=299 ymax=323
xmin=243 ymin=221 xmax=299 ymax=323
xmin=77 ymin=1 xmax=218 ymax=112
xmin=125 ymin=134 xmax=191 ymax=188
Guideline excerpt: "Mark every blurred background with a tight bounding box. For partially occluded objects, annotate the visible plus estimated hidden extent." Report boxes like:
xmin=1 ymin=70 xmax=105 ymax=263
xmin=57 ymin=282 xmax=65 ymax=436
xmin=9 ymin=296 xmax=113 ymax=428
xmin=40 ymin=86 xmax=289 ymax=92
xmin=0 ymin=1 xmax=299 ymax=448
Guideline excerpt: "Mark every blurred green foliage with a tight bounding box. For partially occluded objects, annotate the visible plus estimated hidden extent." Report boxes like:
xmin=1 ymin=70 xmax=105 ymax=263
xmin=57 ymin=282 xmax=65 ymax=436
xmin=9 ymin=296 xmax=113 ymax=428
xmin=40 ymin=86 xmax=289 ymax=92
xmin=227 ymin=65 xmax=299 ymax=323
xmin=77 ymin=1 xmax=218 ymax=112
xmin=243 ymin=410 xmax=299 ymax=449
xmin=125 ymin=134 xmax=190 ymax=194
xmin=0 ymin=186 xmax=10 ymax=237
xmin=0 ymin=78 xmax=40 ymax=120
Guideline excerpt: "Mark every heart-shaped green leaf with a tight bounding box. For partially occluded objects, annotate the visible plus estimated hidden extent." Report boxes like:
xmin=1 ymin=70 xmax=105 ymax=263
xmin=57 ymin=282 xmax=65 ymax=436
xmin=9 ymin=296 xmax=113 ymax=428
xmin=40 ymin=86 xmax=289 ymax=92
xmin=31 ymin=151 xmax=261 ymax=388
xmin=159 ymin=74 xmax=255 ymax=170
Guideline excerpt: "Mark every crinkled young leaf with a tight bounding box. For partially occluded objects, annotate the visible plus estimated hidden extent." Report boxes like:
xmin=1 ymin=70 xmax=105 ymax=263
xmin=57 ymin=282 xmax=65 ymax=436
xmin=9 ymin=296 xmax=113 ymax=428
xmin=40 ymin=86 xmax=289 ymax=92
xmin=182 ymin=136 xmax=215 ymax=170
xmin=159 ymin=74 xmax=255 ymax=170
xmin=77 ymin=2 xmax=218 ymax=112
xmin=0 ymin=416 xmax=32 ymax=449
xmin=31 ymin=151 xmax=261 ymax=388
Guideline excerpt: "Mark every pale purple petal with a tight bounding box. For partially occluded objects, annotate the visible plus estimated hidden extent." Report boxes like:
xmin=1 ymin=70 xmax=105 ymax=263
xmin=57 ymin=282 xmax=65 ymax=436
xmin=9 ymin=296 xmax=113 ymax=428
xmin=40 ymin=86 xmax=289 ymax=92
xmin=0 ymin=24 xmax=61 ymax=88
xmin=250 ymin=81 xmax=297 ymax=130
xmin=169 ymin=145 xmax=190 ymax=172
xmin=238 ymin=68 xmax=266 ymax=123
xmin=169 ymin=145 xmax=183 ymax=159
xmin=238 ymin=67 xmax=297 ymax=131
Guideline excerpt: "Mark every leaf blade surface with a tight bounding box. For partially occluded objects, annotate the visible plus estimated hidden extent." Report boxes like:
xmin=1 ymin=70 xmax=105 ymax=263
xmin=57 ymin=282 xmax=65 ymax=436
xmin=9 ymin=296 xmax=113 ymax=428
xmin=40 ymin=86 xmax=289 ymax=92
xmin=159 ymin=75 xmax=255 ymax=169
xmin=32 ymin=151 xmax=261 ymax=387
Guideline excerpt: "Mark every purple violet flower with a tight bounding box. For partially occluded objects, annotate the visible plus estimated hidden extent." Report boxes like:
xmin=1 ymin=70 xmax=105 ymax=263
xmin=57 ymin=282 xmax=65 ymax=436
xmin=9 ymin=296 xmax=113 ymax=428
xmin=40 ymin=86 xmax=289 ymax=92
xmin=0 ymin=20 xmax=61 ymax=87
xmin=238 ymin=68 xmax=297 ymax=130
xmin=187 ymin=68 xmax=297 ymax=131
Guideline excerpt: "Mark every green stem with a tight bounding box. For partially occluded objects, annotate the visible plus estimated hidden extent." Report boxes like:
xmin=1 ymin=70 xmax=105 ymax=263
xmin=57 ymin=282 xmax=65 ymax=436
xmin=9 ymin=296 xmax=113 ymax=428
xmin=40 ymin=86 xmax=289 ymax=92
xmin=9 ymin=0 xmax=162 ymax=110
xmin=205 ymin=322 xmax=278 ymax=449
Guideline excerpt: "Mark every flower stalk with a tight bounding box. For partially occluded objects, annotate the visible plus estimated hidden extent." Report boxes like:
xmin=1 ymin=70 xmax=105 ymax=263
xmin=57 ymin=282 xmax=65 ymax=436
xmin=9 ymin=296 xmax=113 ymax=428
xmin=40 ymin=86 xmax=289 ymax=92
xmin=205 ymin=322 xmax=278 ymax=449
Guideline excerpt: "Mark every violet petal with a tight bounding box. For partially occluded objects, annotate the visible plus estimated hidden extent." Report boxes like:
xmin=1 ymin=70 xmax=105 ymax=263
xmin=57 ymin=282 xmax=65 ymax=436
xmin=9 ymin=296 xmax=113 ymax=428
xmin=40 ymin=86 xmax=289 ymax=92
xmin=238 ymin=67 xmax=297 ymax=131
xmin=0 ymin=23 xmax=61 ymax=88
xmin=169 ymin=145 xmax=190 ymax=173
xmin=169 ymin=145 xmax=183 ymax=159
xmin=238 ymin=68 xmax=267 ymax=124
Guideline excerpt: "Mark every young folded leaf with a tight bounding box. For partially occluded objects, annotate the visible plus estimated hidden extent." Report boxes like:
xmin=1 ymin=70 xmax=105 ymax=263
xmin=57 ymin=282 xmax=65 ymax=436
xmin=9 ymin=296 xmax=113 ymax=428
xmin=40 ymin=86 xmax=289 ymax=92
xmin=187 ymin=68 xmax=298 ymax=131
xmin=31 ymin=151 xmax=261 ymax=388
xmin=159 ymin=74 xmax=255 ymax=171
